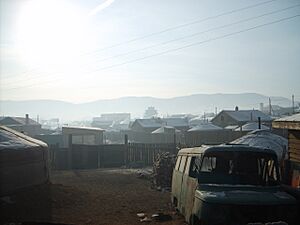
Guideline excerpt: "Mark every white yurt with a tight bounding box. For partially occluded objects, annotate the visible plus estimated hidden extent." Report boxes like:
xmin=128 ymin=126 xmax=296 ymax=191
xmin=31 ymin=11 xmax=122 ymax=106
xmin=0 ymin=126 xmax=49 ymax=196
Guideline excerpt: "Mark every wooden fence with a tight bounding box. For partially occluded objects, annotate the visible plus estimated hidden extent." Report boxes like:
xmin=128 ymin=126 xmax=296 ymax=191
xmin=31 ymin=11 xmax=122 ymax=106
xmin=126 ymin=143 xmax=176 ymax=166
xmin=49 ymin=142 xmax=177 ymax=170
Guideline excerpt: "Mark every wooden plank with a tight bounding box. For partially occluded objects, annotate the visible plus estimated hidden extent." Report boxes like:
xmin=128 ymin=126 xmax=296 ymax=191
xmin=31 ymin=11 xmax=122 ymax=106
xmin=289 ymin=140 xmax=300 ymax=147
xmin=273 ymin=121 xmax=300 ymax=130
xmin=289 ymin=143 xmax=300 ymax=151
xmin=290 ymin=153 xmax=300 ymax=162
xmin=289 ymin=130 xmax=300 ymax=139
xmin=289 ymin=148 xmax=300 ymax=155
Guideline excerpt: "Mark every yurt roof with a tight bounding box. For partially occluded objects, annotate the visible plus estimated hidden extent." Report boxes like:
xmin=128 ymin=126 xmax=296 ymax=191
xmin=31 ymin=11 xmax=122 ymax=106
xmin=0 ymin=126 xmax=47 ymax=150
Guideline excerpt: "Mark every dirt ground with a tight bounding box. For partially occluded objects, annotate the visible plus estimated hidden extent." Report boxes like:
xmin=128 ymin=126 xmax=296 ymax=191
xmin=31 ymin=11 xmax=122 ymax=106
xmin=0 ymin=169 xmax=186 ymax=225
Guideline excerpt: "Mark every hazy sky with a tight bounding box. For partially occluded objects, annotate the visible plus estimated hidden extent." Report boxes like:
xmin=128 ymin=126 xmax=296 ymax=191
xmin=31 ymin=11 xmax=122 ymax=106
xmin=1 ymin=0 xmax=300 ymax=103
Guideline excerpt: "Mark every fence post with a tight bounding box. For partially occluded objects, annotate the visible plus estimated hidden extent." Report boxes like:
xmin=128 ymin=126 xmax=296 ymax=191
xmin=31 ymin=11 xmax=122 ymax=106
xmin=68 ymin=134 xmax=73 ymax=170
xmin=124 ymin=134 xmax=128 ymax=166
xmin=97 ymin=147 xmax=101 ymax=168
xmin=173 ymin=133 xmax=177 ymax=154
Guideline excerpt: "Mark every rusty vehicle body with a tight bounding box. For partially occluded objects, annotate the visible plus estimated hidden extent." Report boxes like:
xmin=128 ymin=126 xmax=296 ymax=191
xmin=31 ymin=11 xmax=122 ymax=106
xmin=171 ymin=145 xmax=298 ymax=225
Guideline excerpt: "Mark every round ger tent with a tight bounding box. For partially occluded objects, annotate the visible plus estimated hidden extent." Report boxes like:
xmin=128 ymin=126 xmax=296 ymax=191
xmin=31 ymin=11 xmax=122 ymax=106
xmin=231 ymin=129 xmax=288 ymax=162
xmin=0 ymin=126 xmax=49 ymax=196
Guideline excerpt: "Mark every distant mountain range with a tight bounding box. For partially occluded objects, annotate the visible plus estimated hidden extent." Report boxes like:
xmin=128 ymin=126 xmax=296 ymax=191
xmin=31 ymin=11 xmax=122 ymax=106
xmin=0 ymin=93 xmax=294 ymax=121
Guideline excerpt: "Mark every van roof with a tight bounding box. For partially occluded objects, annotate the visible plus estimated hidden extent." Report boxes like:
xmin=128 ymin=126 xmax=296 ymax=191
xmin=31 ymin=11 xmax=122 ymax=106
xmin=178 ymin=144 xmax=276 ymax=156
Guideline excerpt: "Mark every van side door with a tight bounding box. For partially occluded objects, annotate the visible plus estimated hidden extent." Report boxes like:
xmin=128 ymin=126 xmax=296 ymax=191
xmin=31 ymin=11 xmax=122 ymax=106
xmin=180 ymin=155 xmax=202 ymax=222
xmin=171 ymin=155 xmax=183 ymax=207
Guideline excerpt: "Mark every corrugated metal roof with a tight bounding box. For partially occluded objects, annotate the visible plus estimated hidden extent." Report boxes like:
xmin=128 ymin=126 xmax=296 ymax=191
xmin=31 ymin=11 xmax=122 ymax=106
xmin=223 ymin=110 xmax=272 ymax=122
xmin=274 ymin=113 xmax=300 ymax=122
xmin=225 ymin=125 xmax=239 ymax=130
xmin=162 ymin=118 xmax=189 ymax=127
xmin=0 ymin=116 xmax=40 ymax=125
xmin=151 ymin=126 xmax=179 ymax=134
xmin=62 ymin=126 xmax=105 ymax=131
xmin=135 ymin=119 xmax=162 ymax=128
xmin=234 ymin=122 xmax=269 ymax=131
xmin=188 ymin=123 xmax=223 ymax=132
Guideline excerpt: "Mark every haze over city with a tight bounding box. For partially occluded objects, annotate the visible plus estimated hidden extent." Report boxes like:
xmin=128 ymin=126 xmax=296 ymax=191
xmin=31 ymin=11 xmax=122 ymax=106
xmin=1 ymin=0 xmax=300 ymax=103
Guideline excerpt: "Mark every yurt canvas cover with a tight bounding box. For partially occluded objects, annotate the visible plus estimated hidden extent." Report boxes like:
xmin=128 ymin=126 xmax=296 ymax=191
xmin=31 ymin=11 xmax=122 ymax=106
xmin=231 ymin=129 xmax=287 ymax=162
xmin=0 ymin=126 xmax=49 ymax=196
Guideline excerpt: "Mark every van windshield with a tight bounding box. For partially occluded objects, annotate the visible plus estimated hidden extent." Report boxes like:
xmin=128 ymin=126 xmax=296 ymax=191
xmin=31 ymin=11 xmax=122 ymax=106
xmin=197 ymin=151 xmax=279 ymax=186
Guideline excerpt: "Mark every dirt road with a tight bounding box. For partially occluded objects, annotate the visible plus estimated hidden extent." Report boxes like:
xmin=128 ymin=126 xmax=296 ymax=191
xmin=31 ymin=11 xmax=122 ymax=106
xmin=1 ymin=169 xmax=186 ymax=225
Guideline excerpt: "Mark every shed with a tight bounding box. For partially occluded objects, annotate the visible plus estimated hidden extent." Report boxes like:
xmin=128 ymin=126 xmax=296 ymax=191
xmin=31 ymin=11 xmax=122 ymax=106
xmin=130 ymin=118 xmax=162 ymax=133
xmin=62 ymin=126 xmax=105 ymax=148
xmin=185 ymin=123 xmax=242 ymax=146
xmin=151 ymin=126 xmax=181 ymax=143
xmin=272 ymin=113 xmax=300 ymax=187
xmin=0 ymin=126 xmax=49 ymax=196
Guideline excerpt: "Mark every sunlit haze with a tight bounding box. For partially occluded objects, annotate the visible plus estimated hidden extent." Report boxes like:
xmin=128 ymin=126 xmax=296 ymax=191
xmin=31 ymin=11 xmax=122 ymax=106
xmin=1 ymin=0 xmax=300 ymax=103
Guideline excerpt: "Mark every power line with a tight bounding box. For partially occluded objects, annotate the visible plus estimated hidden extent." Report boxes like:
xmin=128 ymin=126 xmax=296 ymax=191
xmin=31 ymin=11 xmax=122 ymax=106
xmin=2 ymin=0 xmax=278 ymax=80
xmin=85 ymin=14 xmax=300 ymax=79
xmin=84 ymin=4 xmax=300 ymax=64
xmin=84 ymin=0 xmax=278 ymax=55
xmin=4 ymin=4 xmax=299 ymax=86
xmin=4 ymin=14 xmax=299 ymax=91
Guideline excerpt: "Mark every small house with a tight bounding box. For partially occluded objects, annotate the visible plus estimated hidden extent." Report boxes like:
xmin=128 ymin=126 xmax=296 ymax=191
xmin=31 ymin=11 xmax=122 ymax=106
xmin=211 ymin=108 xmax=272 ymax=128
xmin=0 ymin=114 xmax=42 ymax=137
xmin=185 ymin=123 xmax=238 ymax=146
xmin=62 ymin=126 xmax=104 ymax=148
xmin=130 ymin=118 xmax=162 ymax=133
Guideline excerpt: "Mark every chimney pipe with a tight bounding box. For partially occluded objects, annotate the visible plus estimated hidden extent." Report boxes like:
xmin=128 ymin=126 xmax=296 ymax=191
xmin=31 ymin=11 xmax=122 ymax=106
xmin=258 ymin=117 xmax=261 ymax=129
xmin=25 ymin=114 xmax=29 ymax=125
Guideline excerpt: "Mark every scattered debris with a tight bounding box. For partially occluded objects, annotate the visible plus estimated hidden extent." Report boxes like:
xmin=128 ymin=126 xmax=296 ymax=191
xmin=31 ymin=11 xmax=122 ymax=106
xmin=137 ymin=213 xmax=146 ymax=218
xmin=136 ymin=168 xmax=153 ymax=180
xmin=140 ymin=217 xmax=152 ymax=222
xmin=153 ymin=152 xmax=176 ymax=189
xmin=137 ymin=212 xmax=152 ymax=222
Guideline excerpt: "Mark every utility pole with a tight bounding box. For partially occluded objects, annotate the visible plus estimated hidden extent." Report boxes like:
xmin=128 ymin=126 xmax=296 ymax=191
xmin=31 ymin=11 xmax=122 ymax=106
xmin=269 ymin=98 xmax=272 ymax=116
xmin=292 ymin=94 xmax=295 ymax=114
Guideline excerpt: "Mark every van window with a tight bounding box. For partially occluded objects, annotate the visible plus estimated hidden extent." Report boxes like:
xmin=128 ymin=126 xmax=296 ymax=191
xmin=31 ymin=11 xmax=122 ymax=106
xmin=201 ymin=156 xmax=216 ymax=172
xmin=175 ymin=156 xmax=182 ymax=171
xmin=179 ymin=156 xmax=187 ymax=172
xmin=198 ymin=152 xmax=280 ymax=186
xmin=184 ymin=157 xmax=192 ymax=175
xmin=189 ymin=156 xmax=202 ymax=178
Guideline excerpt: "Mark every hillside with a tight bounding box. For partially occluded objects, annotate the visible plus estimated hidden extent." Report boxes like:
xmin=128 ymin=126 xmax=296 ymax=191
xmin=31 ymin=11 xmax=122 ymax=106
xmin=0 ymin=93 xmax=293 ymax=121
